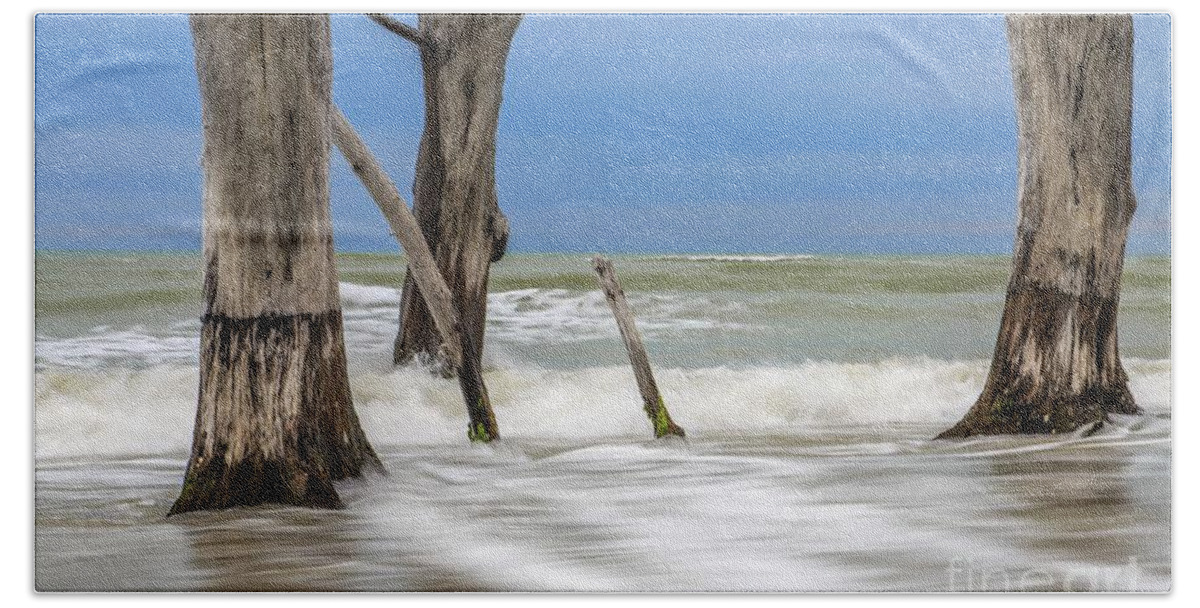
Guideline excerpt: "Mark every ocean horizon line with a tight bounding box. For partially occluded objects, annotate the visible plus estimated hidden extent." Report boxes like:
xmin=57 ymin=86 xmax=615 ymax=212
xmin=31 ymin=248 xmax=1172 ymax=259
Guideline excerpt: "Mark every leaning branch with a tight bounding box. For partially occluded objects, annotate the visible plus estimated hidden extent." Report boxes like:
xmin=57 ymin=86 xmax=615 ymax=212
xmin=331 ymin=106 xmax=502 ymax=442
xmin=331 ymin=106 xmax=461 ymax=367
xmin=593 ymin=255 xmax=686 ymax=439
xmin=367 ymin=14 xmax=427 ymax=49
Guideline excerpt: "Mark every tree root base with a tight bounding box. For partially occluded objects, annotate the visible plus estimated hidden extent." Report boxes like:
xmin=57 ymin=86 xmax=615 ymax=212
xmin=936 ymin=386 xmax=1140 ymax=439
xmin=168 ymin=455 xmax=343 ymax=516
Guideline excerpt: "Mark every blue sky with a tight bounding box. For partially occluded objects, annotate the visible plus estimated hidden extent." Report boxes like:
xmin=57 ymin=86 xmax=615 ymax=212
xmin=34 ymin=13 xmax=1171 ymax=254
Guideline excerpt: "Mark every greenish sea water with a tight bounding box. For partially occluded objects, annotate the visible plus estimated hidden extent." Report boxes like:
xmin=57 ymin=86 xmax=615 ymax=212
xmin=34 ymin=252 xmax=1171 ymax=591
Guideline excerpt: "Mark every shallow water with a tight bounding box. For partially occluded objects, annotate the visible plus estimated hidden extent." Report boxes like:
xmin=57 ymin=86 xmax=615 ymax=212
xmin=36 ymin=418 xmax=1170 ymax=592
xmin=33 ymin=252 xmax=1171 ymax=591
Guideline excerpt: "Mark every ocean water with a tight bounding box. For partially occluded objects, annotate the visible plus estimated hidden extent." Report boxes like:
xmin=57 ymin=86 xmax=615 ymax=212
xmin=34 ymin=252 xmax=1171 ymax=591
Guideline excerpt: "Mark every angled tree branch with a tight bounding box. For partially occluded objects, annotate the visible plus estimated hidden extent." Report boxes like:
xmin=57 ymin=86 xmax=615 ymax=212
xmin=332 ymin=106 xmax=501 ymax=443
xmin=367 ymin=13 xmax=427 ymax=49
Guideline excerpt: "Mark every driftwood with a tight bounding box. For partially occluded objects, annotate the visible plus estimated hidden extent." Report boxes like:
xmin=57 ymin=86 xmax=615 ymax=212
xmin=332 ymin=108 xmax=500 ymax=442
xmin=938 ymin=14 xmax=1140 ymax=438
xmin=593 ymin=256 xmax=685 ymax=438
xmin=371 ymin=14 xmax=520 ymax=374
xmin=171 ymin=14 xmax=381 ymax=515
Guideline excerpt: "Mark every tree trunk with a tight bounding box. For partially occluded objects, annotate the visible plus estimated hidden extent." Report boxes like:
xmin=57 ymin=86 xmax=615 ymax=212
xmin=593 ymin=256 xmax=685 ymax=439
xmin=938 ymin=14 xmax=1140 ymax=439
xmin=391 ymin=14 xmax=520 ymax=373
xmin=171 ymin=14 xmax=381 ymax=515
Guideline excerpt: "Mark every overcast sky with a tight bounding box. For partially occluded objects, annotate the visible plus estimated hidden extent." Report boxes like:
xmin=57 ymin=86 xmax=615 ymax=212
xmin=34 ymin=13 xmax=1171 ymax=254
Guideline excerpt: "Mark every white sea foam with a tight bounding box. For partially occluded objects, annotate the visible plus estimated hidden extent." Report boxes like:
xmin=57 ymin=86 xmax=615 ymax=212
xmin=486 ymin=288 xmax=737 ymax=343
xmin=35 ymin=365 xmax=201 ymax=462
xmin=337 ymin=282 xmax=401 ymax=309
xmin=35 ymin=284 xmax=744 ymax=370
xmin=35 ymin=329 xmax=200 ymax=371
xmin=33 ymin=357 xmax=1172 ymax=461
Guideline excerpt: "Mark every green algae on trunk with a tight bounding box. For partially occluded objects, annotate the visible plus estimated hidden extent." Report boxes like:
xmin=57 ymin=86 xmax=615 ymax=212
xmin=651 ymin=395 xmax=686 ymax=439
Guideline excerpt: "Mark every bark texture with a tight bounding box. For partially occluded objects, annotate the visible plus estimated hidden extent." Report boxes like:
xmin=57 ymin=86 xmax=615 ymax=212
xmin=388 ymin=14 xmax=521 ymax=373
xmin=171 ymin=14 xmax=381 ymax=515
xmin=332 ymin=107 xmax=500 ymax=442
xmin=594 ymin=256 xmax=685 ymax=439
xmin=938 ymin=14 xmax=1140 ymax=439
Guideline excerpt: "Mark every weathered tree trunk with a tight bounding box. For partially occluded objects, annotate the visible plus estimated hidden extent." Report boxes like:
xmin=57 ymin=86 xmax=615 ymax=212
xmin=171 ymin=14 xmax=381 ymax=515
xmin=938 ymin=14 xmax=1140 ymax=439
xmin=332 ymin=107 xmax=500 ymax=442
xmin=593 ymin=256 xmax=685 ymax=439
xmin=373 ymin=14 xmax=520 ymax=373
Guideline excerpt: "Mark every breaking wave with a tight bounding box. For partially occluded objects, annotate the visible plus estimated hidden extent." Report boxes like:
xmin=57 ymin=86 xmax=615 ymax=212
xmin=34 ymin=357 xmax=1171 ymax=461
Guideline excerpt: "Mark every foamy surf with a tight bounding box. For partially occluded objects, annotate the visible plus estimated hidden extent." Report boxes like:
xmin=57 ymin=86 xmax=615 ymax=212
xmin=34 ymin=357 xmax=1171 ymax=462
xmin=35 ymin=283 xmax=752 ymax=370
